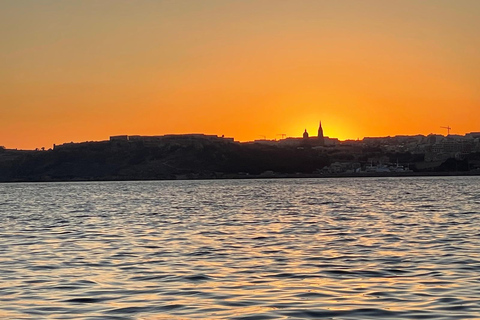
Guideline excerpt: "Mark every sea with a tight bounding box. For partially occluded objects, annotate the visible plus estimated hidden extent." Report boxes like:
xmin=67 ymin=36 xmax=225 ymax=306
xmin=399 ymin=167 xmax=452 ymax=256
xmin=0 ymin=177 xmax=479 ymax=320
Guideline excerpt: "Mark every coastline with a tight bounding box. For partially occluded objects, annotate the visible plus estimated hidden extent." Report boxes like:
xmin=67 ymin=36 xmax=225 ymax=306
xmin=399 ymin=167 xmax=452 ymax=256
xmin=2 ymin=136 xmax=480 ymax=183
xmin=2 ymin=170 xmax=480 ymax=183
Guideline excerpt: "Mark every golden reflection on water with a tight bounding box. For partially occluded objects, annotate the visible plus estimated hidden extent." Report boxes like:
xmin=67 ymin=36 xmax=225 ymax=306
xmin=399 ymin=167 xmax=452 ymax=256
xmin=1 ymin=178 xmax=479 ymax=319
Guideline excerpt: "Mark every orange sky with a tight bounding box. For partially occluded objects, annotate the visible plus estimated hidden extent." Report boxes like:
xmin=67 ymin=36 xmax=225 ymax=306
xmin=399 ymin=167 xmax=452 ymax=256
xmin=1 ymin=1 xmax=479 ymax=149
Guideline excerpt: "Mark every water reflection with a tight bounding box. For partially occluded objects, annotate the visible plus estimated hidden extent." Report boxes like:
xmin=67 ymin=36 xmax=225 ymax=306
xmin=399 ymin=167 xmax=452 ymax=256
xmin=0 ymin=177 xmax=479 ymax=319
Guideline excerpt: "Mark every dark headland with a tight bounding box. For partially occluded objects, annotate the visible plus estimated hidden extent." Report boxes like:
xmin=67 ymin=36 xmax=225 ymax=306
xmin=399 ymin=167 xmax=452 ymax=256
xmin=1 ymin=132 xmax=480 ymax=182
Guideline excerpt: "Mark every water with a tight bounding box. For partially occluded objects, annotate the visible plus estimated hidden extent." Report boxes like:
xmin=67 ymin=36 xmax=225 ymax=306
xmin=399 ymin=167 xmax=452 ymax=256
xmin=0 ymin=177 xmax=479 ymax=319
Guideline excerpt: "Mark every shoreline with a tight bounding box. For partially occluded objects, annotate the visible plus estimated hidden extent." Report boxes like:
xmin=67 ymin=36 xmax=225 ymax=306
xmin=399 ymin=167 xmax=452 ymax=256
xmin=2 ymin=170 xmax=480 ymax=183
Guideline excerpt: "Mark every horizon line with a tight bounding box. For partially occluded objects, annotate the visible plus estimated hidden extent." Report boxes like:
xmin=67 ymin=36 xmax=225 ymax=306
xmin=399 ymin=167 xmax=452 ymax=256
xmin=4 ymin=131 xmax=480 ymax=151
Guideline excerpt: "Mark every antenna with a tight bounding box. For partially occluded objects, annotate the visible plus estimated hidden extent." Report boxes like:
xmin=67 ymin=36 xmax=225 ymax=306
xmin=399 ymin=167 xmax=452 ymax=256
xmin=276 ymin=133 xmax=286 ymax=139
xmin=440 ymin=126 xmax=451 ymax=135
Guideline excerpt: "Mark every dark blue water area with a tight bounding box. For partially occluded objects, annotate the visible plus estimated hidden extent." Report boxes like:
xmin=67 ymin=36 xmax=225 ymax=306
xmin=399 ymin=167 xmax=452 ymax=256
xmin=0 ymin=177 xmax=479 ymax=319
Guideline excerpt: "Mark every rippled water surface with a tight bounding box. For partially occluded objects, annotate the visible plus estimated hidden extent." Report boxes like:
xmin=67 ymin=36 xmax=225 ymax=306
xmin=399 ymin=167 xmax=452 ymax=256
xmin=1 ymin=177 xmax=479 ymax=319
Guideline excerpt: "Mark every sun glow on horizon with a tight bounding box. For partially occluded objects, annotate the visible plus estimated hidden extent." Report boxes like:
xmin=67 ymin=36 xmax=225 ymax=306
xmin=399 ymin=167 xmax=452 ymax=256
xmin=1 ymin=1 xmax=479 ymax=149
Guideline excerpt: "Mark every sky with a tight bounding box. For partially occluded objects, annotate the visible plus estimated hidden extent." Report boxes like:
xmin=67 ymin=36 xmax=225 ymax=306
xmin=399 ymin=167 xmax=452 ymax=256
xmin=1 ymin=0 xmax=480 ymax=149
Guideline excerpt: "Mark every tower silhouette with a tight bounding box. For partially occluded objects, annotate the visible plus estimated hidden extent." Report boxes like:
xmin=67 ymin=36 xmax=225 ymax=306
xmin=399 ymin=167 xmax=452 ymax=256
xmin=303 ymin=129 xmax=309 ymax=139
xmin=317 ymin=121 xmax=325 ymax=146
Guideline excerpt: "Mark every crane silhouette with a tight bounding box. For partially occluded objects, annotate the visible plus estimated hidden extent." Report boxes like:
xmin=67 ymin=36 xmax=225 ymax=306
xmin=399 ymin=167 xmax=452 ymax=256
xmin=440 ymin=126 xmax=451 ymax=135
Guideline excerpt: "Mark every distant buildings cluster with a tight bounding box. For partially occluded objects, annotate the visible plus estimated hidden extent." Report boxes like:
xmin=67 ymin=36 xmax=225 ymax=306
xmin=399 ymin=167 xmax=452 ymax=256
xmin=53 ymin=134 xmax=235 ymax=150
xmin=319 ymin=132 xmax=480 ymax=174
xmin=251 ymin=121 xmax=480 ymax=162
xmin=2 ymin=121 xmax=480 ymax=180
xmin=109 ymin=134 xmax=234 ymax=144
xmin=34 ymin=121 xmax=480 ymax=175
xmin=359 ymin=132 xmax=480 ymax=162
xmin=249 ymin=122 xmax=480 ymax=173
xmin=254 ymin=121 xmax=338 ymax=147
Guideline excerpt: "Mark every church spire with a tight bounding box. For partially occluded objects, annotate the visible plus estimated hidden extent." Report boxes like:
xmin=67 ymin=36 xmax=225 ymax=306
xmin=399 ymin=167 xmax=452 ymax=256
xmin=318 ymin=121 xmax=325 ymax=146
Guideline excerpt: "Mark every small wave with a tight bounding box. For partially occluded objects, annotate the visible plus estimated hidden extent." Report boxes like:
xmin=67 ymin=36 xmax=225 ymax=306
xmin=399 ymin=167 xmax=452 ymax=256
xmin=182 ymin=274 xmax=212 ymax=281
xmin=107 ymin=306 xmax=154 ymax=314
xmin=267 ymin=272 xmax=305 ymax=279
xmin=64 ymin=297 xmax=115 ymax=303
xmin=220 ymin=300 xmax=258 ymax=307
xmin=282 ymin=308 xmax=402 ymax=318
xmin=29 ymin=265 xmax=60 ymax=270
xmin=231 ymin=314 xmax=277 ymax=320
xmin=295 ymin=291 xmax=332 ymax=298
xmin=155 ymin=304 xmax=185 ymax=311
xmin=129 ymin=274 xmax=168 ymax=281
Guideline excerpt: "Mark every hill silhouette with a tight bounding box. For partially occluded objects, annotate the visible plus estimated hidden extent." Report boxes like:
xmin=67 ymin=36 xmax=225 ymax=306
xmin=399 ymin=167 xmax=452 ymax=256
xmin=1 ymin=135 xmax=479 ymax=182
xmin=0 ymin=137 xmax=330 ymax=181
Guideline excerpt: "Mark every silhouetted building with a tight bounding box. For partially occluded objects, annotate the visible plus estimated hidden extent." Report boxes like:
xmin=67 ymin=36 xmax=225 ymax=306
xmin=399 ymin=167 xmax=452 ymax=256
xmin=303 ymin=129 xmax=309 ymax=139
xmin=466 ymin=132 xmax=480 ymax=139
xmin=317 ymin=121 xmax=325 ymax=146
xmin=110 ymin=135 xmax=129 ymax=142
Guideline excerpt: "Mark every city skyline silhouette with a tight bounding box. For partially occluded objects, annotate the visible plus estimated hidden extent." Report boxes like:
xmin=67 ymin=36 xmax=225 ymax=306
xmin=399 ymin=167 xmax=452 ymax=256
xmin=1 ymin=1 xmax=479 ymax=150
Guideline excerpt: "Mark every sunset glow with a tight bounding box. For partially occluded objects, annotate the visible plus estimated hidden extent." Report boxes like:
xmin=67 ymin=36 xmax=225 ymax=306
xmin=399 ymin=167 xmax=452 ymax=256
xmin=1 ymin=1 xmax=479 ymax=149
